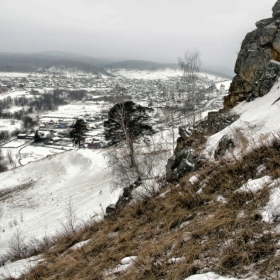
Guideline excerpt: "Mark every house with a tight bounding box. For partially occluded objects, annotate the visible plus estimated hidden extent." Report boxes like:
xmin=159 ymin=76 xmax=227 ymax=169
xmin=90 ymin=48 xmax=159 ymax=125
xmin=87 ymin=143 xmax=101 ymax=149
xmin=17 ymin=134 xmax=27 ymax=139
xmin=56 ymin=123 xmax=67 ymax=128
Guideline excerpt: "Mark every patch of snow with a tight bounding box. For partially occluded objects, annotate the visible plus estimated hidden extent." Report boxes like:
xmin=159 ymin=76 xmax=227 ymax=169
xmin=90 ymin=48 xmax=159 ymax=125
xmin=201 ymin=78 xmax=280 ymax=161
xmin=167 ymin=257 xmax=185 ymax=264
xmin=0 ymin=149 xmax=122 ymax=257
xmin=262 ymin=187 xmax=280 ymax=223
xmin=70 ymin=239 xmax=90 ymax=250
xmin=184 ymin=272 xmax=252 ymax=280
xmin=0 ymin=255 xmax=42 ymax=280
xmin=0 ymin=119 xmax=21 ymax=131
xmin=156 ymin=190 xmax=170 ymax=199
xmin=217 ymin=195 xmax=227 ymax=204
xmin=238 ymin=176 xmax=271 ymax=193
xmin=120 ymin=256 xmax=137 ymax=265
xmin=189 ymin=175 xmax=199 ymax=185
xmin=179 ymin=221 xmax=190 ymax=229
xmin=105 ymin=256 xmax=137 ymax=278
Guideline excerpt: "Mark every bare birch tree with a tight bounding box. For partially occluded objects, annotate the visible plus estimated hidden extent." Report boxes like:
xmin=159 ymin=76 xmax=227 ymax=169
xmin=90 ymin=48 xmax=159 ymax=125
xmin=178 ymin=49 xmax=202 ymax=124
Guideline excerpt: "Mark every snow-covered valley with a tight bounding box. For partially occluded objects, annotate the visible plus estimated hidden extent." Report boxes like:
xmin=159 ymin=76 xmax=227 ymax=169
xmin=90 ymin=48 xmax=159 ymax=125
xmin=1 ymin=69 xmax=280 ymax=279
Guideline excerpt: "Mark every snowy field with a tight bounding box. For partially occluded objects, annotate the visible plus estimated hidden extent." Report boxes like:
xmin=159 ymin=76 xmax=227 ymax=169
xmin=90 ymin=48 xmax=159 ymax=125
xmin=115 ymin=68 xmax=183 ymax=80
xmin=114 ymin=68 xmax=228 ymax=84
xmin=1 ymin=139 xmax=27 ymax=148
xmin=1 ymin=141 xmax=69 ymax=169
xmin=0 ymin=73 xmax=32 ymax=78
xmin=0 ymin=90 xmax=33 ymax=101
xmin=41 ymin=102 xmax=109 ymax=121
xmin=0 ymin=149 xmax=122 ymax=261
xmin=0 ymin=119 xmax=21 ymax=131
xmin=19 ymin=145 xmax=66 ymax=165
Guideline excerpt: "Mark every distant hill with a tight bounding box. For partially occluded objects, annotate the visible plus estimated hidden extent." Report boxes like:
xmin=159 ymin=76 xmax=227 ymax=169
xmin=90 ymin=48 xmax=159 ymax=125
xmin=0 ymin=52 xmax=233 ymax=79
xmin=32 ymin=51 xmax=114 ymax=68
xmin=0 ymin=52 xmax=110 ymax=75
xmin=105 ymin=59 xmax=233 ymax=79
xmin=105 ymin=60 xmax=179 ymax=71
xmin=200 ymin=67 xmax=233 ymax=80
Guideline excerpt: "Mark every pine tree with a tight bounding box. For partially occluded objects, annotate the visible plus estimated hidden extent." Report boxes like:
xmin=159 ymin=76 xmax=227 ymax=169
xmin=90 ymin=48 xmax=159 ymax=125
xmin=34 ymin=130 xmax=41 ymax=143
xmin=104 ymin=101 xmax=154 ymax=167
xmin=69 ymin=119 xmax=87 ymax=148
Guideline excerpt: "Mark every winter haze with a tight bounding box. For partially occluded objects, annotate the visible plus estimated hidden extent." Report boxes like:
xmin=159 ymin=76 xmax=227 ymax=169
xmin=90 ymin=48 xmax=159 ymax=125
xmin=0 ymin=0 xmax=276 ymax=72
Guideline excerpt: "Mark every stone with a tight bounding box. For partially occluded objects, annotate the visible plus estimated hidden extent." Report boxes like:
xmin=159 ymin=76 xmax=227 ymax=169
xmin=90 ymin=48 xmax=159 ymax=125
xmin=166 ymin=148 xmax=199 ymax=182
xmin=106 ymin=204 xmax=116 ymax=215
xmin=259 ymin=23 xmax=278 ymax=46
xmin=272 ymin=0 xmax=280 ymax=19
xmin=255 ymin=18 xmax=274 ymax=28
xmin=224 ymin=1 xmax=280 ymax=109
xmin=273 ymin=30 xmax=280 ymax=52
xmin=214 ymin=135 xmax=235 ymax=160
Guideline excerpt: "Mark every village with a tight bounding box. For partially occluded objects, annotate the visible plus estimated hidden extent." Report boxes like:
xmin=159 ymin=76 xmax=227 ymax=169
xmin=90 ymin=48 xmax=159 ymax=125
xmin=0 ymin=68 xmax=230 ymax=168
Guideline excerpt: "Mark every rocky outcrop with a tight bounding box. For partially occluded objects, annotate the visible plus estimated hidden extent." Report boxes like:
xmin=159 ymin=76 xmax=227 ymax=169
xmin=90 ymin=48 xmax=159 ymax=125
xmin=166 ymin=148 xmax=199 ymax=182
xmin=224 ymin=0 xmax=280 ymax=108
xmin=214 ymin=135 xmax=235 ymax=160
xmin=106 ymin=178 xmax=142 ymax=214
xmin=166 ymin=113 xmax=239 ymax=181
xmin=167 ymin=1 xmax=280 ymax=182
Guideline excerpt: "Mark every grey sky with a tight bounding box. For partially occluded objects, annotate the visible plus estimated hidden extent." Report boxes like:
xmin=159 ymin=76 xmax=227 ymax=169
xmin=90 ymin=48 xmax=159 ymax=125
xmin=0 ymin=0 xmax=276 ymax=70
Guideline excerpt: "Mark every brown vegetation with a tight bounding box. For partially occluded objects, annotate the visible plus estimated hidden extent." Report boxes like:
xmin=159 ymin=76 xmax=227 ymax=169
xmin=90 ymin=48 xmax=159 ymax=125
xmin=8 ymin=136 xmax=280 ymax=280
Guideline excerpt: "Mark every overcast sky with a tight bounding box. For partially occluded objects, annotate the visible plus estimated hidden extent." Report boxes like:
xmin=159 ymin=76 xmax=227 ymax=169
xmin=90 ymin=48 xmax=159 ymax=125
xmin=0 ymin=0 xmax=276 ymax=71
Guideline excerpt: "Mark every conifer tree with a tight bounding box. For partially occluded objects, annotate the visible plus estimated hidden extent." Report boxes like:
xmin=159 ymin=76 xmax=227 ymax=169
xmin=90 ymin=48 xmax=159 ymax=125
xmin=69 ymin=119 xmax=87 ymax=148
xmin=104 ymin=101 xmax=154 ymax=167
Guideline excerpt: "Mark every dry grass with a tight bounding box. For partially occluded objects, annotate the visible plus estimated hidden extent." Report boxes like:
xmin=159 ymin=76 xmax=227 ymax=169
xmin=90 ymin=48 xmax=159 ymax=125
xmin=11 ymin=138 xmax=280 ymax=280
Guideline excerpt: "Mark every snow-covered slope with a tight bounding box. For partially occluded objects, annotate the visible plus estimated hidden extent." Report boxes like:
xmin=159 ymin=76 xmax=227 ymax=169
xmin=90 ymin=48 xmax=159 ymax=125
xmin=203 ymin=78 xmax=280 ymax=160
xmin=0 ymin=149 xmax=121 ymax=258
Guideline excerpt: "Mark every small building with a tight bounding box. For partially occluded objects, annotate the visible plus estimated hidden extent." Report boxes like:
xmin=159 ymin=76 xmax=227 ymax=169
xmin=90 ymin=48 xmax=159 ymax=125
xmin=56 ymin=123 xmax=67 ymax=128
xmin=88 ymin=143 xmax=101 ymax=149
xmin=17 ymin=134 xmax=27 ymax=139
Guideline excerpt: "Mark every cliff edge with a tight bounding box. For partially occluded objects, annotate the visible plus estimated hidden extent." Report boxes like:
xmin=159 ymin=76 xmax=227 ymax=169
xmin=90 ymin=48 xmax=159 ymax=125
xmin=224 ymin=0 xmax=280 ymax=108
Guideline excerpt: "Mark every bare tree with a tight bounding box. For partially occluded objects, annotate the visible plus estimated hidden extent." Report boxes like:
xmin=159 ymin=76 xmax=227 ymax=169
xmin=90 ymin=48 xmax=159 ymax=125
xmin=161 ymin=106 xmax=177 ymax=151
xmin=0 ymin=148 xmax=7 ymax=172
xmin=104 ymin=100 xmax=154 ymax=169
xmin=178 ymin=49 xmax=202 ymax=124
xmin=61 ymin=197 xmax=77 ymax=235
xmin=8 ymin=227 xmax=26 ymax=259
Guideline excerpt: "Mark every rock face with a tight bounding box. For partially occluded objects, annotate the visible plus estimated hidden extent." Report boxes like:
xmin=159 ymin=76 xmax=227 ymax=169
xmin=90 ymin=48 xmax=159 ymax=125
xmin=106 ymin=178 xmax=142 ymax=214
xmin=224 ymin=0 xmax=280 ymax=108
xmin=214 ymin=135 xmax=235 ymax=160
xmin=166 ymin=113 xmax=239 ymax=181
xmin=166 ymin=1 xmax=280 ymax=181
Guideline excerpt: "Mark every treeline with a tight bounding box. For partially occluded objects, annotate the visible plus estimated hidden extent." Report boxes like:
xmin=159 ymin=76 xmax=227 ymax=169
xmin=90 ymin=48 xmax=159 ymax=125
xmin=89 ymin=94 xmax=132 ymax=103
xmin=0 ymin=89 xmax=88 ymax=120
